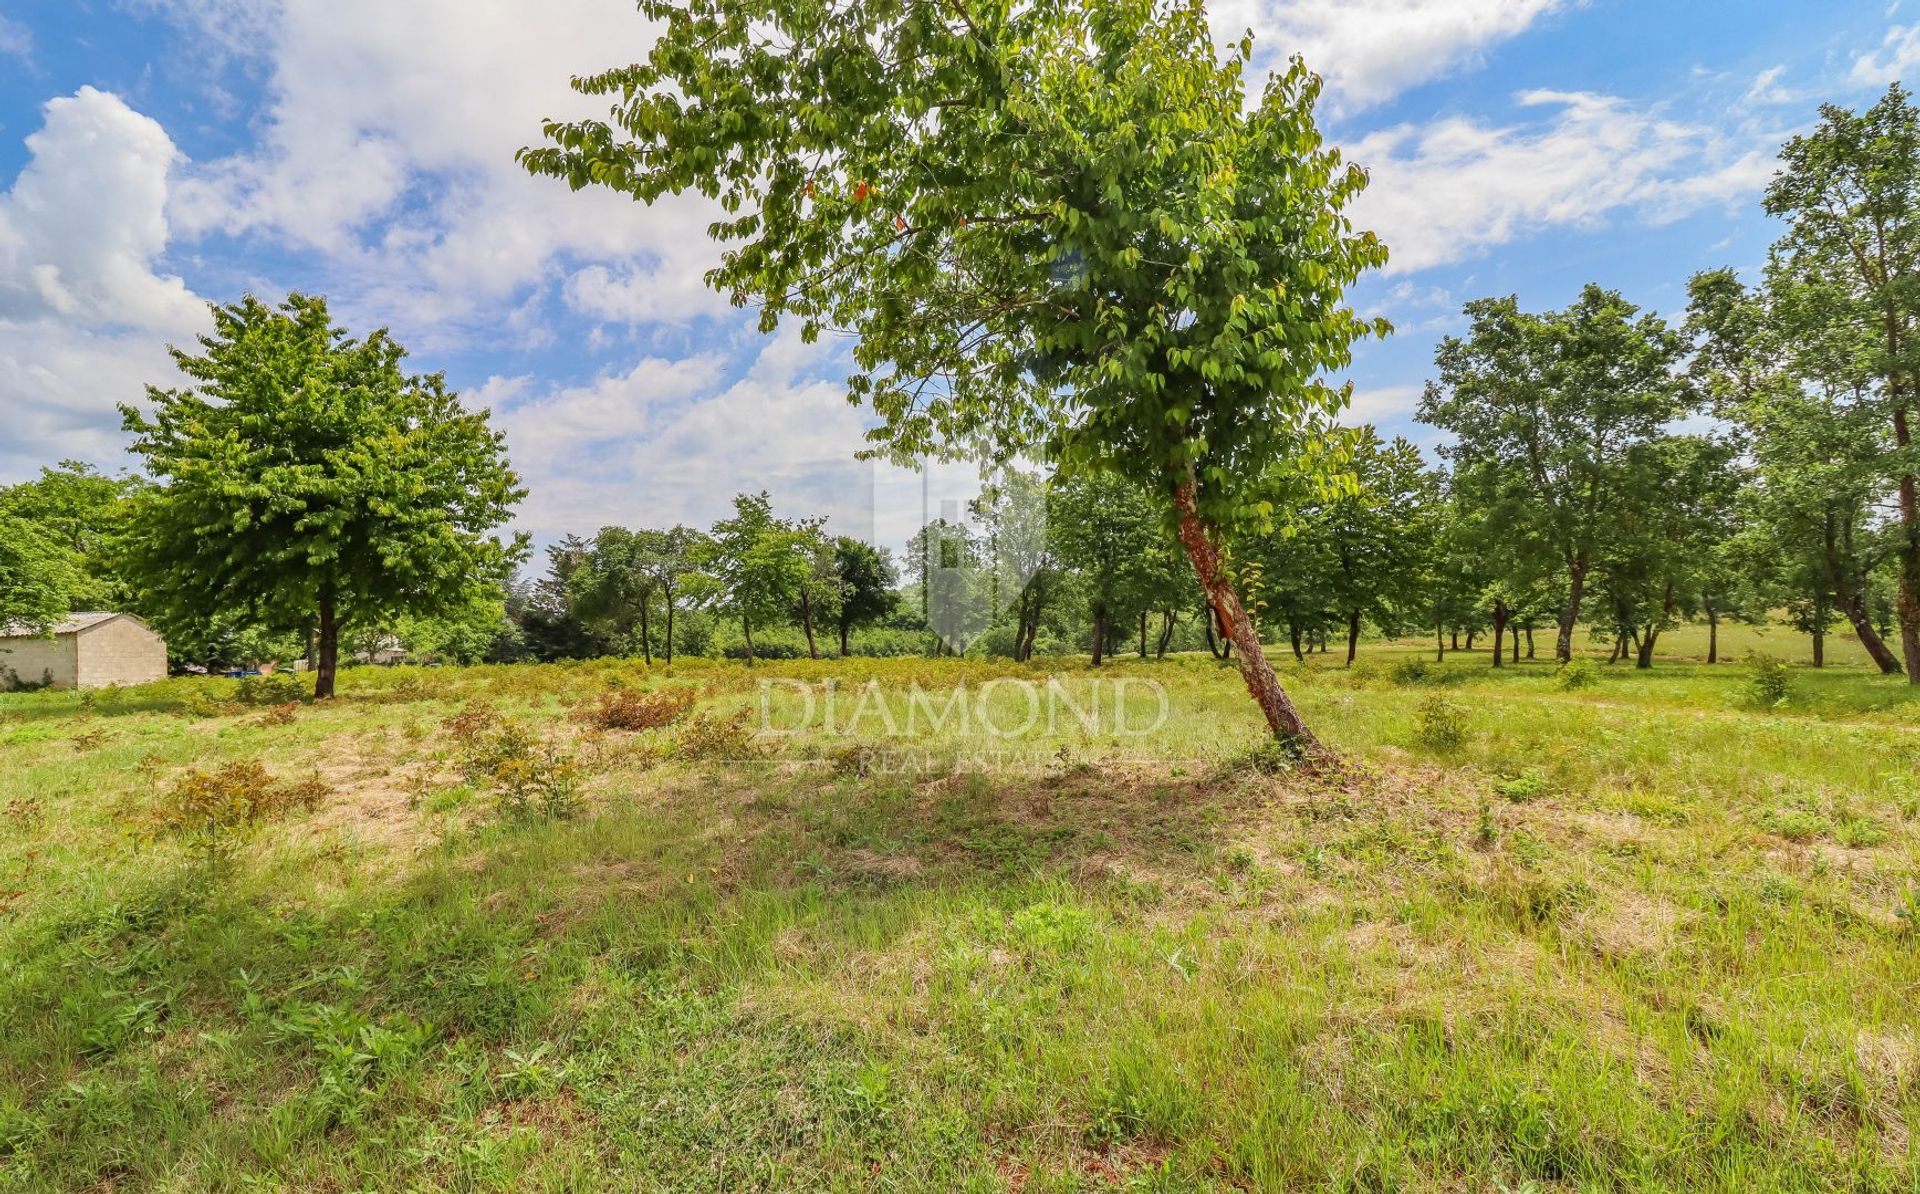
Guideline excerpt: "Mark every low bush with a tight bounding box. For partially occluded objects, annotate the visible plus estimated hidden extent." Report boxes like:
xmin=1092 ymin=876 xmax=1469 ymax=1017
xmin=1744 ymin=653 xmax=1792 ymax=708
xmin=1414 ymin=694 xmax=1469 ymax=752
xmin=1557 ymin=658 xmax=1601 ymax=691
xmin=143 ymin=760 xmax=330 ymax=867
xmin=579 ymin=687 xmax=694 ymax=731
xmin=233 ymin=673 xmax=310 ymax=706
xmin=675 ymin=708 xmax=760 ymax=760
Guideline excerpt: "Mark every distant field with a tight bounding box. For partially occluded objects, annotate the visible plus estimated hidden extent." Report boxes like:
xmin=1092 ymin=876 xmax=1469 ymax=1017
xmin=2 ymin=645 xmax=1917 ymax=1190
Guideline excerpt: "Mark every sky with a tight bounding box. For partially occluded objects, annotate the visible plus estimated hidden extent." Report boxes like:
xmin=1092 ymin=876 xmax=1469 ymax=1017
xmin=1 ymin=0 xmax=1917 ymax=561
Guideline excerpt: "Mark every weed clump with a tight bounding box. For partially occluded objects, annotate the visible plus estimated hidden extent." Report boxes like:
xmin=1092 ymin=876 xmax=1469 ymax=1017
xmin=675 ymin=708 xmax=760 ymax=760
xmin=233 ymin=672 xmax=310 ymax=706
xmin=579 ymin=687 xmax=694 ymax=732
xmin=1744 ymin=653 xmax=1792 ymax=708
xmin=1495 ymin=768 xmax=1552 ymax=803
xmin=1414 ymin=694 xmax=1469 ymax=752
xmin=144 ymin=760 xmax=330 ymax=867
xmin=442 ymin=703 xmax=582 ymax=821
xmin=1556 ymin=658 xmax=1601 ymax=691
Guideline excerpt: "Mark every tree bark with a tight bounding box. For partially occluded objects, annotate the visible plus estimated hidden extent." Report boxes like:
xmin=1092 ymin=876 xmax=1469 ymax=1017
xmin=1636 ymin=626 xmax=1657 ymax=669
xmin=664 ymin=596 xmax=675 ymax=665
xmin=1091 ymin=608 xmax=1106 ymax=667
xmin=1173 ymin=477 xmax=1320 ymax=750
xmin=1813 ymin=627 xmax=1826 ymax=668
xmin=315 ymin=586 xmax=339 ymax=700
xmin=1435 ymin=621 xmax=1444 ymax=662
xmin=1490 ymin=598 xmax=1508 ymax=670
xmin=1345 ymin=609 xmax=1361 ymax=666
xmin=1139 ymin=610 xmax=1149 ymax=658
xmin=1450 ymin=630 xmax=1459 ymax=651
xmin=639 ymin=593 xmax=652 ymax=665
xmin=1706 ymin=607 xmax=1718 ymax=665
xmin=1525 ymin=626 xmax=1535 ymax=659
xmin=1289 ymin=621 xmax=1305 ymax=663
xmin=1155 ymin=609 xmax=1175 ymax=658
xmin=1827 ymin=509 xmax=1904 ymax=674
xmin=742 ymin=613 xmax=755 ymax=666
xmin=839 ymin=619 xmax=850 ymax=659
xmin=1895 ymin=406 xmax=1920 ymax=683
xmin=1556 ymin=558 xmax=1587 ymax=663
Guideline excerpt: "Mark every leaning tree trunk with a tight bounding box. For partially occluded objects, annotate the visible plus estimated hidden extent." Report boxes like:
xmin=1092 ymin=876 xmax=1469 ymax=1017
xmin=1156 ymin=609 xmax=1175 ymax=658
xmin=1173 ymin=477 xmax=1320 ymax=751
xmin=1896 ymin=406 xmax=1920 ymax=683
xmin=1556 ymin=559 xmax=1588 ymax=664
xmin=315 ymin=586 xmax=339 ymax=700
xmin=1828 ymin=513 xmax=1904 ymax=674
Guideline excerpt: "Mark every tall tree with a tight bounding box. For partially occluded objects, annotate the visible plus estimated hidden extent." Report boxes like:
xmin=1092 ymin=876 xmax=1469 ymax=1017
xmin=1047 ymin=471 xmax=1160 ymax=666
xmin=831 ymin=536 xmax=899 ymax=657
xmin=1318 ymin=430 xmax=1438 ymax=665
xmin=521 ymin=0 xmax=1388 ymax=750
xmin=1688 ymin=267 xmax=1906 ymax=673
xmin=700 ymin=492 xmax=809 ymax=664
xmin=1418 ymin=286 xmax=1689 ymax=663
xmin=1763 ymin=85 xmax=1920 ymax=682
xmin=0 ymin=461 xmax=138 ymax=611
xmin=120 ymin=294 xmax=526 ymax=698
xmin=571 ymin=527 xmax=664 ymax=662
xmin=0 ymin=514 xmax=79 ymax=645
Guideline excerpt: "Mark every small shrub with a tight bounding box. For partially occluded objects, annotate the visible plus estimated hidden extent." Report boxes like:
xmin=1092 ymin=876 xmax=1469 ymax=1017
xmin=144 ymin=760 xmax=330 ymax=867
xmin=257 ymin=702 xmax=299 ymax=727
xmin=1495 ymin=768 xmax=1551 ymax=803
xmin=442 ymin=703 xmax=582 ymax=821
xmin=1219 ymin=735 xmax=1303 ymax=777
xmin=1414 ymin=694 xmax=1469 ymax=752
xmin=1556 ymin=658 xmax=1600 ymax=691
xmin=579 ymin=687 xmax=694 ymax=732
xmin=1745 ymin=653 xmax=1792 ymax=708
xmin=233 ymin=672 xmax=309 ymax=707
xmin=1756 ymin=806 xmax=1828 ymax=843
xmin=675 ymin=709 xmax=760 ymax=760
xmin=1475 ymin=799 xmax=1500 ymax=847
xmin=1836 ymin=817 xmax=1889 ymax=848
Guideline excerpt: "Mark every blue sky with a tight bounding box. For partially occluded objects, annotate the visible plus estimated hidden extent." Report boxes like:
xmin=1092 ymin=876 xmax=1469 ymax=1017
xmin=2 ymin=0 xmax=1917 ymax=557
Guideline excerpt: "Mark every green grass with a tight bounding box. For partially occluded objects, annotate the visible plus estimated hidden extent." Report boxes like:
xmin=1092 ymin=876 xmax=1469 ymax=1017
xmin=1 ymin=639 xmax=1918 ymax=1191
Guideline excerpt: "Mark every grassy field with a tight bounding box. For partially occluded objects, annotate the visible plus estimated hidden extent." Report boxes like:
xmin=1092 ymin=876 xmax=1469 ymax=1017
xmin=2 ymin=635 xmax=1919 ymax=1191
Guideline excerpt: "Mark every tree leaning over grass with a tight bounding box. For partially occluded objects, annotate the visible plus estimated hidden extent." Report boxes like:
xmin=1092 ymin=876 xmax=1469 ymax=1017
xmin=1763 ymin=85 xmax=1920 ymax=682
xmin=120 ymin=294 xmax=527 ymax=699
xmin=520 ymin=0 xmax=1387 ymax=751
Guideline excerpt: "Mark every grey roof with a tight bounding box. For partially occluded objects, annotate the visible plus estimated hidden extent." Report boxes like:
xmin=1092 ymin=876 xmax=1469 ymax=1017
xmin=0 ymin=611 xmax=125 ymax=638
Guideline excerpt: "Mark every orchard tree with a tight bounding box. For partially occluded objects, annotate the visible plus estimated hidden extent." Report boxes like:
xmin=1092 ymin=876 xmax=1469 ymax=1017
xmin=1047 ymin=470 xmax=1161 ymax=665
xmin=832 ymin=536 xmax=899 ymax=656
xmin=1419 ymin=286 xmax=1689 ymax=663
xmin=1763 ymin=86 xmax=1920 ymax=681
xmin=700 ymin=492 xmax=809 ymax=664
xmin=120 ymin=294 xmax=527 ymax=698
xmin=521 ymin=0 xmax=1387 ymax=750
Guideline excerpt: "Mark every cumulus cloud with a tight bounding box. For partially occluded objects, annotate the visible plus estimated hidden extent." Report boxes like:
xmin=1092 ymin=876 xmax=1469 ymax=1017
xmin=1216 ymin=0 xmax=1573 ymax=111
xmin=1850 ymin=24 xmax=1920 ymax=87
xmin=0 ymin=88 xmax=207 ymax=483
xmin=1348 ymin=91 xmax=1776 ymax=274
xmin=164 ymin=0 xmax=730 ymax=344
xmin=0 ymin=87 xmax=203 ymax=332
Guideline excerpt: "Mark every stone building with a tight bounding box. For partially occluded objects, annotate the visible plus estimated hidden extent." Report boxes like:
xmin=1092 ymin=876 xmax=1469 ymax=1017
xmin=0 ymin=613 xmax=169 ymax=690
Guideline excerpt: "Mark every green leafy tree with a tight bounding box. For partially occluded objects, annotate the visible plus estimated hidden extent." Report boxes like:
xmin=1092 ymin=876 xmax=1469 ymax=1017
xmin=1047 ymin=471 xmax=1160 ymax=665
xmin=520 ymin=0 xmax=1388 ymax=748
xmin=119 ymin=294 xmax=527 ymax=698
xmin=572 ymin=526 xmax=667 ymax=662
xmin=0 ymin=514 xmax=80 ymax=647
xmin=1688 ymin=267 xmax=1905 ymax=673
xmin=1418 ymin=286 xmax=1690 ymax=663
xmin=1762 ymin=85 xmax=1920 ymax=681
xmin=1318 ymin=430 xmax=1439 ymax=665
xmin=700 ymin=492 xmax=810 ymax=664
xmin=832 ymin=537 xmax=899 ymax=657
xmin=0 ymin=461 xmax=139 ymax=611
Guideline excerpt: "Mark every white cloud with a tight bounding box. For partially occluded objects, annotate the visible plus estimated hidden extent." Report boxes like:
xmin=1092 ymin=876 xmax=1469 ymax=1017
xmin=0 ymin=87 xmax=203 ymax=333
xmin=0 ymin=15 xmax=31 ymax=62
xmin=1742 ymin=65 xmax=1798 ymax=107
xmin=0 ymin=88 xmax=207 ymax=483
xmin=164 ymin=0 xmax=731 ymax=344
xmin=1850 ymin=24 xmax=1920 ymax=87
xmin=1348 ymin=91 xmax=1776 ymax=274
xmin=1214 ymin=0 xmax=1573 ymax=111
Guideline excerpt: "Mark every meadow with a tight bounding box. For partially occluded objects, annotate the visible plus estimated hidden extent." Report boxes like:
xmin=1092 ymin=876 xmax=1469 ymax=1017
xmin=2 ymin=631 xmax=1918 ymax=1191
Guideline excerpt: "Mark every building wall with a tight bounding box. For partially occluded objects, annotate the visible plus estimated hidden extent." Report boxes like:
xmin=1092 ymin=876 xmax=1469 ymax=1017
xmin=0 ymin=636 xmax=79 ymax=690
xmin=74 ymin=618 xmax=169 ymax=689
